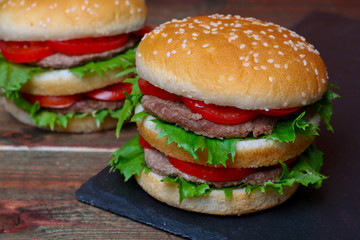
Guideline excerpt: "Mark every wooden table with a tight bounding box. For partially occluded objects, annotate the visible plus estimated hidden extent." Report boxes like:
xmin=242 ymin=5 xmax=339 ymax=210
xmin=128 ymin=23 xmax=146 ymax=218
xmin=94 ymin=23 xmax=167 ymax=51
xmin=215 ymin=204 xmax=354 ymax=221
xmin=1 ymin=0 xmax=359 ymax=239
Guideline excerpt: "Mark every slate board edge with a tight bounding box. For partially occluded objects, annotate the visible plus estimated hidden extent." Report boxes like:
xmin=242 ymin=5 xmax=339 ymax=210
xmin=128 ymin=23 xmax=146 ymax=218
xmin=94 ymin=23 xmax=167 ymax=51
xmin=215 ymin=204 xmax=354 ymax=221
xmin=75 ymin=172 xmax=225 ymax=240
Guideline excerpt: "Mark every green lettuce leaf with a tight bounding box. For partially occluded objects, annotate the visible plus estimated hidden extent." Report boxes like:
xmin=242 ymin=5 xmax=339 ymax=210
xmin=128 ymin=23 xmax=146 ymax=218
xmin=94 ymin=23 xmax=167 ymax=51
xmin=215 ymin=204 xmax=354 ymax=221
xmin=109 ymin=135 xmax=145 ymax=181
xmin=244 ymin=144 xmax=327 ymax=194
xmin=70 ymin=48 xmax=137 ymax=78
xmin=109 ymin=135 xmax=327 ymax=203
xmin=0 ymin=54 xmax=45 ymax=92
xmin=264 ymin=111 xmax=319 ymax=142
xmin=115 ymin=76 xmax=143 ymax=137
xmin=162 ymin=177 xmax=211 ymax=203
xmin=310 ymin=84 xmax=340 ymax=132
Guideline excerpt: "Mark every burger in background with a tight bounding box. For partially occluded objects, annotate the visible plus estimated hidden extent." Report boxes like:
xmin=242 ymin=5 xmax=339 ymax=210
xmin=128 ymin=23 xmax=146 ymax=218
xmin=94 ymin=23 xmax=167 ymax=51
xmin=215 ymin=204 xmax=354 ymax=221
xmin=110 ymin=14 xmax=339 ymax=215
xmin=0 ymin=0 xmax=148 ymax=133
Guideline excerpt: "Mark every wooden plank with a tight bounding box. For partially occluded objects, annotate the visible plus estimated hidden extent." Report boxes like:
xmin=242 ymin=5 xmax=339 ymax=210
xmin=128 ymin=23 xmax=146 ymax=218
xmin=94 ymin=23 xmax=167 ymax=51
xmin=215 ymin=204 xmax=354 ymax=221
xmin=0 ymin=150 xmax=183 ymax=239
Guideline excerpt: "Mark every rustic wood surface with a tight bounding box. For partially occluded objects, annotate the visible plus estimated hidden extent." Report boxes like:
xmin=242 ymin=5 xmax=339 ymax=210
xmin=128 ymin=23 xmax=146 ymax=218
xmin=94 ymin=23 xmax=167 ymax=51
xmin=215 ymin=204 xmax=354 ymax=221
xmin=1 ymin=0 xmax=359 ymax=239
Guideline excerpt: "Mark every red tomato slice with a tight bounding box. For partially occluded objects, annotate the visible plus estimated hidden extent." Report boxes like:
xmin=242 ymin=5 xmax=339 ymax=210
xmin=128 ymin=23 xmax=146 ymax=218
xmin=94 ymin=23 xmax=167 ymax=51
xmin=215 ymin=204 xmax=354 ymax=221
xmin=132 ymin=25 xmax=154 ymax=37
xmin=0 ymin=40 xmax=55 ymax=63
xmin=85 ymin=82 xmax=132 ymax=101
xmin=139 ymin=136 xmax=155 ymax=149
xmin=182 ymin=97 xmax=260 ymax=125
xmin=138 ymin=78 xmax=181 ymax=102
xmin=257 ymin=107 xmax=302 ymax=116
xmin=22 ymin=93 xmax=82 ymax=108
xmin=46 ymin=34 xmax=129 ymax=55
xmin=168 ymin=156 xmax=257 ymax=182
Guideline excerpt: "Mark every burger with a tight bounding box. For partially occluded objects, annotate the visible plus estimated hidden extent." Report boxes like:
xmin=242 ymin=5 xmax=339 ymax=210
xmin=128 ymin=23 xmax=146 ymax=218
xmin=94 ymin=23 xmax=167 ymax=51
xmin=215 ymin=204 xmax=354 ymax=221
xmin=0 ymin=0 xmax=148 ymax=133
xmin=110 ymin=14 xmax=339 ymax=215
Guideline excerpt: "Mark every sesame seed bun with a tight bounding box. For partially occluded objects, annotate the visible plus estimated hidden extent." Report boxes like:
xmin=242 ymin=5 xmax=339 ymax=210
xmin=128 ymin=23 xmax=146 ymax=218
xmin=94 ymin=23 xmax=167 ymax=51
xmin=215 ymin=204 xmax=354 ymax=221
xmin=135 ymin=170 xmax=299 ymax=215
xmin=136 ymin=14 xmax=328 ymax=110
xmin=0 ymin=0 xmax=147 ymax=41
xmin=136 ymin=105 xmax=321 ymax=168
xmin=2 ymin=97 xmax=119 ymax=133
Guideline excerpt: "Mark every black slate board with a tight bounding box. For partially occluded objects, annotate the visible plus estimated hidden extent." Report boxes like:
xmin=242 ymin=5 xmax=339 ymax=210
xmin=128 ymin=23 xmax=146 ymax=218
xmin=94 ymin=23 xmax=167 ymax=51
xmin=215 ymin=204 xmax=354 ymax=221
xmin=76 ymin=12 xmax=360 ymax=240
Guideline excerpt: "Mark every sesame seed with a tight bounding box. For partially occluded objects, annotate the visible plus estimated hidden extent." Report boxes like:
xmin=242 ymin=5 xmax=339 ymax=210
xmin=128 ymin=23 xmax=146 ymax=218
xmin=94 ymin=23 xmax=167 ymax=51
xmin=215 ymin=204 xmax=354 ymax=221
xmin=302 ymin=92 xmax=306 ymax=97
xmin=187 ymin=50 xmax=192 ymax=55
xmin=269 ymin=35 xmax=275 ymax=39
xmin=243 ymin=62 xmax=250 ymax=67
xmin=263 ymin=42 xmax=268 ymax=47
xmin=239 ymin=56 xmax=245 ymax=60
xmin=300 ymin=54 xmax=306 ymax=58
xmin=171 ymin=50 xmax=177 ymax=54
xmin=252 ymin=42 xmax=257 ymax=45
xmin=274 ymin=64 xmax=281 ymax=68
xmin=267 ymin=59 xmax=274 ymax=63
xmin=278 ymin=51 xmax=284 ymax=55
xmin=315 ymin=68 xmax=319 ymax=75
xmin=283 ymin=34 xmax=288 ymax=38
xmin=274 ymin=45 xmax=279 ymax=48
xmin=269 ymin=76 xmax=273 ymax=82
xmin=166 ymin=52 xmax=171 ymax=57
xmin=322 ymin=78 xmax=326 ymax=84
xmin=261 ymin=65 xmax=267 ymax=70
xmin=284 ymin=64 xmax=288 ymax=69
xmin=137 ymin=53 xmax=142 ymax=57
xmin=192 ymin=33 xmax=199 ymax=37
xmin=260 ymin=30 xmax=266 ymax=35
xmin=203 ymin=44 xmax=209 ymax=48
xmin=167 ymin=38 xmax=172 ymax=43
xmin=303 ymin=59 xmax=307 ymax=66
xmin=161 ymin=33 xmax=168 ymax=37
xmin=240 ymin=44 xmax=245 ymax=49
xmin=253 ymin=53 xmax=259 ymax=57
xmin=254 ymin=58 xmax=259 ymax=63
xmin=254 ymin=66 xmax=259 ymax=70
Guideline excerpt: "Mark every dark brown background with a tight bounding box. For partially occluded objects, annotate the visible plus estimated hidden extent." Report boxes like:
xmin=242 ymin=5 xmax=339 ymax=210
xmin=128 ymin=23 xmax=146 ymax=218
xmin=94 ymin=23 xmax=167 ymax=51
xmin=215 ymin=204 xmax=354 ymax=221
xmin=1 ymin=0 xmax=359 ymax=239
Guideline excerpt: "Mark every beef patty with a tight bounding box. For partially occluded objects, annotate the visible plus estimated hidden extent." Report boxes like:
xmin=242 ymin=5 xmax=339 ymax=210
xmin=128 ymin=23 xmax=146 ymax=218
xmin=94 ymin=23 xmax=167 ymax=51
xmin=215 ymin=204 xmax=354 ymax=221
xmin=144 ymin=148 xmax=283 ymax=188
xmin=141 ymin=95 xmax=277 ymax=139
xmin=48 ymin=98 xmax=124 ymax=114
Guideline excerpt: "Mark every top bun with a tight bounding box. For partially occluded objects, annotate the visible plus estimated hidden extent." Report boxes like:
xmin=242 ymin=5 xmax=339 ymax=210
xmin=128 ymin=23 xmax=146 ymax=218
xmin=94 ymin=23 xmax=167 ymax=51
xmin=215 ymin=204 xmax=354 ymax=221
xmin=0 ymin=0 xmax=147 ymax=41
xmin=136 ymin=14 xmax=328 ymax=110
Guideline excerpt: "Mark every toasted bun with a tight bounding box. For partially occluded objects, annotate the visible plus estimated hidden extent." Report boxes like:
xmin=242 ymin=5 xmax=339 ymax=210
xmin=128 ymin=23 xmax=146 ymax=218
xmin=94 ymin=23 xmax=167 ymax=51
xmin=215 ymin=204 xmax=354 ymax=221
xmin=136 ymin=14 xmax=328 ymax=110
xmin=0 ymin=0 xmax=147 ymax=41
xmin=136 ymin=109 xmax=320 ymax=168
xmin=136 ymin=170 xmax=299 ymax=215
xmin=19 ymin=69 xmax=129 ymax=96
xmin=3 ymin=97 xmax=118 ymax=133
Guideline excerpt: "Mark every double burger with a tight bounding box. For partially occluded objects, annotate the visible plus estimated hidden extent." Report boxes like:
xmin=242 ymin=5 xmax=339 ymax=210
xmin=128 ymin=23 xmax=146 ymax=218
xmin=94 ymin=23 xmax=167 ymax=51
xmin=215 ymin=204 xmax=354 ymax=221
xmin=110 ymin=14 xmax=339 ymax=215
xmin=0 ymin=0 xmax=148 ymax=133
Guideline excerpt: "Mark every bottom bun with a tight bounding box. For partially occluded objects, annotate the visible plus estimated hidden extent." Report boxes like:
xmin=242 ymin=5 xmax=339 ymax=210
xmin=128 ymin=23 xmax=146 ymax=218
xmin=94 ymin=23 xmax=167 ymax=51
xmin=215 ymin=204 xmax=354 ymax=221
xmin=135 ymin=170 xmax=299 ymax=215
xmin=3 ymin=97 xmax=119 ymax=133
